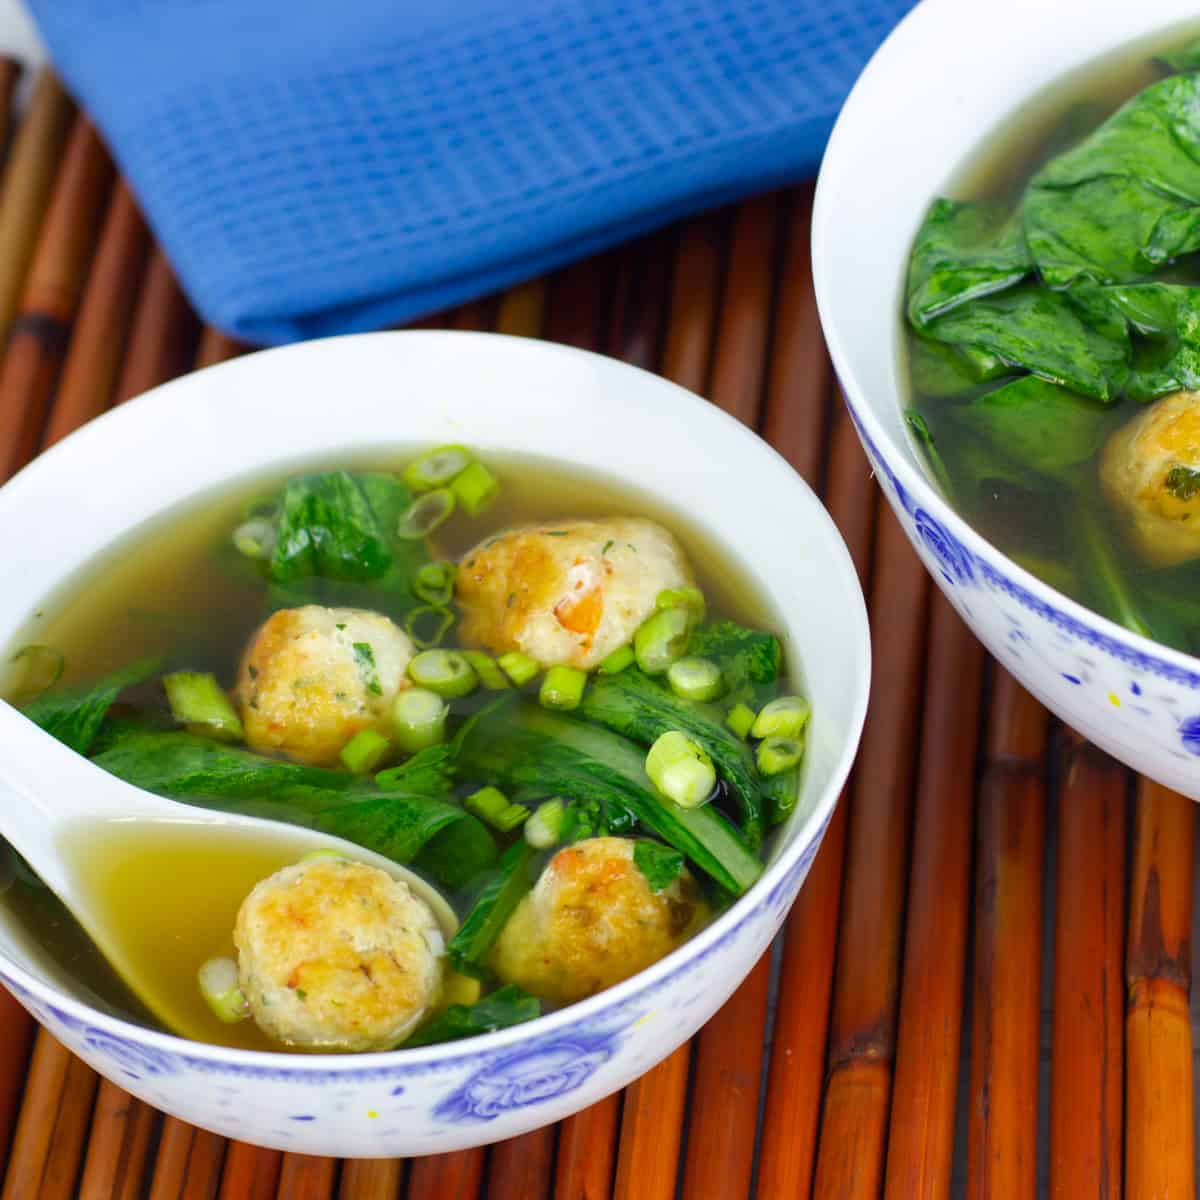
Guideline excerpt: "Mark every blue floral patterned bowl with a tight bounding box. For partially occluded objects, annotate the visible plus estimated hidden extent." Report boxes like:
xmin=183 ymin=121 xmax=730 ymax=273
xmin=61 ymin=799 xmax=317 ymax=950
xmin=813 ymin=0 xmax=1200 ymax=799
xmin=0 ymin=331 xmax=870 ymax=1155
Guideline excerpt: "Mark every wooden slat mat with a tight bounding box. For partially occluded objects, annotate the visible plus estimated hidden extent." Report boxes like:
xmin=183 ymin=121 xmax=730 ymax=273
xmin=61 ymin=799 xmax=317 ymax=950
xmin=0 ymin=72 xmax=1195 ymax=1200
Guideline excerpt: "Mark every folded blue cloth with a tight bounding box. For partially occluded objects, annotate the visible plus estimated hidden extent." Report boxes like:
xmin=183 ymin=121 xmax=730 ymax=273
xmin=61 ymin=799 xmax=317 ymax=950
xmin=29 ymin=0 xmax=915 ymax=345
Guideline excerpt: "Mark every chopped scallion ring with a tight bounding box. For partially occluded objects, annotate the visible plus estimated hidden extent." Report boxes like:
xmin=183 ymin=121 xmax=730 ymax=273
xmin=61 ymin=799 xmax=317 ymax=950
xmin=539 ymin=665 xmax=587 ymax=711
xmin=391 ymin=687 xmax=448 ymax=753
xmin=655 ymin=586 xmax=706 ymax=623
xmin=339 ymin=728 xmax=392 ymax=774
xmin=462 ymin=650 xmax=510 ymax=690
xmin=465 ymin=785 xmax=530 ymax=832
xmin=396 ymin=489 xmax=456 ymax=540
xmin=757 ymin=735 xmax=805 ymax=776
xmin=525 ymin=799 xmax=566 ymax=848
xmin=198 ymin=957 xmax=249 ymax=1023
xmin=597 ymin=645 xmax=635 ymax=675
xmin=725 ymin=701 xmax=756 ymax=740
xmin=162 ymin=671 xmax=243 ymax=742
xmin=407 ymin=649 xmax=478 ymax=698
xmin=498 ymin=650 xmax=540 ymax=687
xmin=405 ymin=605 xmax=454 ymax=649
xmin=232 ymin=517 xmax=276 ymax=559
xmin=413 ymin=560 xmax=456 ymax=607
xmin=751 ymin=696 xmax=811 ymax=740
xmin=403 ymin=445 xmax=474 ymax=493
xmin=666 ymin=656 xmax=723 ymax=702
xmin=645 ymin=730 xmax=716 ymax=809
xmin=450 ymin=461 xmax=499 ymax=516
xmin=633 ymin=607 xmax=690 ymax=675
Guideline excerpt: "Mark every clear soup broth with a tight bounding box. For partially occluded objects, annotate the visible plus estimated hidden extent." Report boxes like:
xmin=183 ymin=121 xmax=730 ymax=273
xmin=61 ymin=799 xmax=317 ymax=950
xmin=1 ymin=449 xmax=790 ymax=1051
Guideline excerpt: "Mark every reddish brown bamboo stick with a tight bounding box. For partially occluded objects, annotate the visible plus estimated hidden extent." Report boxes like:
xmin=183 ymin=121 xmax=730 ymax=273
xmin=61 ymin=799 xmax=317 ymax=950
xmin=1049 ymin=733 xmax=1125 ymax=1199
xmin=217 ymin=1143 xmax=283 ymax=1200
xmin=1125 ymin=779 xmax=1195 ymax=1200
xmin=406 ymin=1148 xmax=484 ymax=1200
xmin=704 ymin=193 xmax=779 ymax=428
xmin=487 ymin=1126 xmax=555 ymax=1200
xmin=602 ymin=230 xmax=671 ymax=369
xmin=545 ymin=252 xmax=619 ymax=348
xmin=336 ymin=1157 xmax=401 ymax=1199
xmin=42 ymin=180 xmax=150 ymax=444
xmin=966 ymin=672 xmax=1049 ymax=1199
xmin=882 ymin=596 xmax=984 ymax=1200
xmin=77 ymin=1079 xmax=158 ymax=1200
xmin=0 ymin=71 xmax=73 ymax=350
xmin=494 ymin=280 xmax=546 ymax=338
xmin=0 ymin=59 xmax=21 ymax=157
xmin=755 ymin=367 xmax=877 ymax=1200
xmin=452 ymin=298 xmax=492 ymax=331
xmin=0 ymin=115 xmax=113 ymax=478
xmin=760 ymin=185 xmax=829 ymax=486
xmin=0 ymin=990 xmax=35 ymax=1167
xmin=274 ymin=1154 xmax=337 ymax=1199
xmin=146 ymin=1119 xmax=226 ymax=1200
xmin=34 ymin=1052 xmax=101 ymax=1198
xmin=113 ymin=247 xmax=196 ymax=403
xmin=554 ymin=1096 xmax=620 ymax=1200
xmin=811 ymin=502 xmax=930 ymax=1199
xmin=659 ymin=214 xmax=725 ymax=392
xmin=194 ymin=326 xmax=246 ymax=369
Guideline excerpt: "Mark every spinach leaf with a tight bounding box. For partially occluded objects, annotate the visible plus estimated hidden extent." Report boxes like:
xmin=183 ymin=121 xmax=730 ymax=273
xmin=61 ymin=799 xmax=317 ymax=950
xmin=1101 ymin=283 xmax=1200 ymax=399
xmin=922 ymin=283 xmax=1129 ymax=402
xmin=374 ymin=743 xmax=457 ymax=800
xmin=446 ymin=841 xmax=535 ymax=978
xmin=686 ymin=621 xmax=782 ymax=710
xmin=633 ymin=841 xmax=685 ymax=893
xmin=907 ymin=199 xmax=1032 ymax=328
xmin=89 ymin=727 xmax=495 ymax=887
xmin=951 ymin=376 xmax=1113 ymax=476
xmin=22 ymin=657 xmax=162 ymax=755
xmin=403 ymin=984 xmax=541 ymax=1047
xmin=909 ymin=336 xmax=1010 ymax=399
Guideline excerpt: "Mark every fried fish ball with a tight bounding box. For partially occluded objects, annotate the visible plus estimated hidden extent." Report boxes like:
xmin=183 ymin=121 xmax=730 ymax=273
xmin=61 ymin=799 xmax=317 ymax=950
xmin=235 ymin=857 xmax=444 ymax=1051
xmin=455 ymin=519 xmax=694 ymax=670
xmin=1101 ymin=390 xmax=1200 ymax=567
xmin=489 ymin=837 xmax=709 ymax=1004
xmin=235 ymin=605 xmax=413 ymax=765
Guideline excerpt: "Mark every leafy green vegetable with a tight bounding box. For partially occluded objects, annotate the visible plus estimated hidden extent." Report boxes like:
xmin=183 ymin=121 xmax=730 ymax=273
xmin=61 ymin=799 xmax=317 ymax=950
xmin=951 ymin=376 xmax=1113 ymax=476
xmin=633 ymin=841 xmax=685 ymax=893
xmin=403 ymin=984 xmax=541 ymax=1047
xmin=1071 ymin=500 xmax=1162 ymax=642
xmin=373 ymin=743 xmax=457 ymax=799
xmin=22 ymin=657 xmax=161 ymax=755
xmin=904 ymin=411 xmax=957 ymax=499
xmin=89 ymin=728 xmax=495 ymax=888
xmin=922 ymin=284 xmax=1129 ymax=402
xmin=458 ymin=699 xmax=762 ymax=895
xmin=907 ymin=199 xmax=1031 ymax=327
xmin=761 ymin=767 xmax=800 ymax=825
xmin=580 ymin=668 xmax=765 ymax=847
xmin=446 ymin=841 xmax=534 ymax=978
xmin=908 ymin=337 xmax=1010 ymax=398
xmin=1158 ymin=37 xmax=1200 ymax=74
xmin=687 ymin=621 xmax=781 ymax=710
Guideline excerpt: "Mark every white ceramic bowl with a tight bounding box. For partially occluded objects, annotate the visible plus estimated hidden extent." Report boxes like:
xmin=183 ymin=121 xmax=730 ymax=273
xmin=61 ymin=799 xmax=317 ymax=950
xmin=814 ymin=0 xmax=1200 ymax=797
xmin=0 ymin=331 xmax=869 ymax=1156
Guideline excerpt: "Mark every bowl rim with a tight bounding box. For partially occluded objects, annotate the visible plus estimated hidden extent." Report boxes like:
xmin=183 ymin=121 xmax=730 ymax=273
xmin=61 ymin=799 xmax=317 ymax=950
xmin=0 ymin=328 xmax=872 ymax=1071
xmin=811 ymin=0 xmax=1200 ymax=691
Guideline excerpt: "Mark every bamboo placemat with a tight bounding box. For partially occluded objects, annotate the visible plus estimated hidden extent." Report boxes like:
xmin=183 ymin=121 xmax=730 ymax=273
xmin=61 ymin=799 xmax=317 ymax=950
xmin=0 ymin=70 xmax=1196 ymax=1200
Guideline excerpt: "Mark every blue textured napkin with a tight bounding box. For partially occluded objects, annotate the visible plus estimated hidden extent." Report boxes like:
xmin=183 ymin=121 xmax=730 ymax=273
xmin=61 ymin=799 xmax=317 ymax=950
xmin=29 ymin=0 xmax=915 ymax=345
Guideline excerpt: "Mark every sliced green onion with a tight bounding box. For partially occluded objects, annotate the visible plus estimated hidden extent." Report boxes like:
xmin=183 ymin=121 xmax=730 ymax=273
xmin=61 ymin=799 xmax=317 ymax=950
xmin=645 ymin=730 xmax=716 ymax=809
xmin=403 ymin=445 xmax=474 ymax=493
xmin=725 ymin=702 xmax=757 ymax=740
xmin=462 ymin=650 xmax=510 ymax=690
xmin=232 ymin=517 xmax=276 ymax=560
xmin=655 ymin=586 xmax=706 ymax=623
xmin=162 ymin=671 xmax=243 ymax=742
xmin=405 ymin=605 xmax=454 ymax=649
xmin=9 ymin=644 xmax=64 ymax=694
xmin=396 ymin=489 xmax=456 ymax=540
xmin=299 ymin=848 xmax=350 ymax=864
xmin=539 ymin=665 xmax=587 ymax=711
xmin=407 ymin=649 xmax=478 ymax=698
xmin=339 ymin=728 xmax=392 ymax=774
xmin=450 ymin=461 xmax=500 ymax=517
xmin=465 ymin=786 xmax=530 ymax=832
xmin=392 ymin=687 xmax=448 ymax=753
xmin=667 ymin=656 xmax=723 ymax=702
xmin=751 ymin=696 xmax=811 ymax=740
xmin=757 ymin=735 xmax=805 ymax=776
xmin=525 ymin=799 xmax=566 ymax=848
xmin=198 ymin=957 xmax=248 ymax=1023
xmin=633 ymin=607 xmax=690 ymax=675
xmin=597 ymin=645 xmax=635 ymax=675
xmin=498 ymin=650 xmax=540 ymax=686
xmin=413 ymin=560 xmax=456 ymax=607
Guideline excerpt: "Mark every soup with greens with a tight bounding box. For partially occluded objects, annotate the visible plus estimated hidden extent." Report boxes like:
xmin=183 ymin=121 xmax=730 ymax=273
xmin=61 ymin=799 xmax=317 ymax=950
xmin=1 ymin=447 xmax=806 ymax=1053
xmin=904 ymin=29 xmax=1200 ymax=652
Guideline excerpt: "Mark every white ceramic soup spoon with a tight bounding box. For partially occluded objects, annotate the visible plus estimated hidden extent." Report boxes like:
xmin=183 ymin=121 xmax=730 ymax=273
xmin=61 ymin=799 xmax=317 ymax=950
xmin=0 ymin=699 xmax=458 ymax=1041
